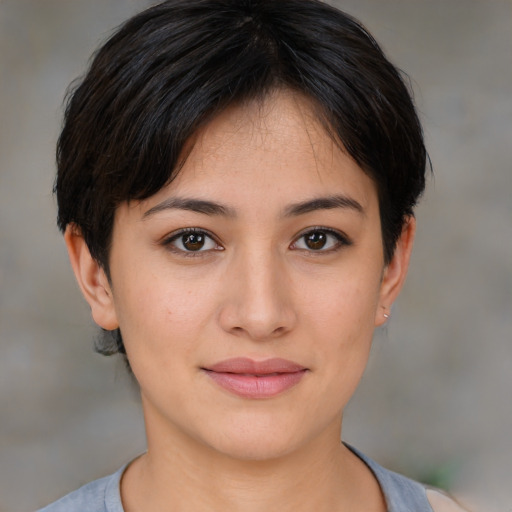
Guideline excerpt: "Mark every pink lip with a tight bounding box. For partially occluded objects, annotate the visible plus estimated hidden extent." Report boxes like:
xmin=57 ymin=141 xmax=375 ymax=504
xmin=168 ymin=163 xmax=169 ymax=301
xmin=202 ymin=358 xmax=308 ymax=399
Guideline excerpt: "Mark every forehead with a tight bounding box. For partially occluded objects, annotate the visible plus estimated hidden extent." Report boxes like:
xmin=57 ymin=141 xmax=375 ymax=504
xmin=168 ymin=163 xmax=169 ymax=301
xmin=124 ymin=90 xmax=378 ymax=219
xmin=193 ymin=92 xmax=330 ymax=159
xmin=175 ymin=92 xmax=371 ymax=192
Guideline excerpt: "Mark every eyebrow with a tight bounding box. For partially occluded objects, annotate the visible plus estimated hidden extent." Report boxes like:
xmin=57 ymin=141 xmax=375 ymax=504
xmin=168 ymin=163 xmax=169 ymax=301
xmin=143 ymin=194 xmax=364 ymax=219
xmin=143 ymin=197 xmax=236 ymax=219
xmin=283 ymin=195 xmax=364 ymax=217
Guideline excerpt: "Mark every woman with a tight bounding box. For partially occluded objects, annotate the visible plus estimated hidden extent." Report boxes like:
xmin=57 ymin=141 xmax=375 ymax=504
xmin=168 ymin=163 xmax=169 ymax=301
xmin=40 ymin=0 xmax=467 ymax=510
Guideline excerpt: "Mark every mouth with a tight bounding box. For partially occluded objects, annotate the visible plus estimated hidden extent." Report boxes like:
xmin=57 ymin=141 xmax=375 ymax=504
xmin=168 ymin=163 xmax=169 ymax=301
xmin=201 ymin=357 xmax=308 ymax=399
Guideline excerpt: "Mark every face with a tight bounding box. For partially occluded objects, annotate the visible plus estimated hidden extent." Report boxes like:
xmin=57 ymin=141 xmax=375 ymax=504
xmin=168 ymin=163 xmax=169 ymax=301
xmin=67 ymin=90 xmax=413 ymax=461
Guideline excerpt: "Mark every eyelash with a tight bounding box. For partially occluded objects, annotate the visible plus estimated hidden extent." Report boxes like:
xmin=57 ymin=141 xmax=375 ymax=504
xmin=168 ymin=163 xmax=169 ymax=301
xmin=290 ymin=227 xmax=352 ymax=253
xmin=161 ymin=226 xmax=352 ymax=256
xmin=162 ymin=228 xmax=223 ymax=257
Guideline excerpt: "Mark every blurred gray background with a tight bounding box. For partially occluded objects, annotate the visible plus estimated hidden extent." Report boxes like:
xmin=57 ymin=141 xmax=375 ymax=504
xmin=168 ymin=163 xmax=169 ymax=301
xmin=0 ymin=1 xmax=511 ymax=511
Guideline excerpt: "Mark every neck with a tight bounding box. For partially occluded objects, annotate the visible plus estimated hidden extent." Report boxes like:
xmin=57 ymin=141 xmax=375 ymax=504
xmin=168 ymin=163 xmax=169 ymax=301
xmin=121 ymin=410 xmax=385 ymax=512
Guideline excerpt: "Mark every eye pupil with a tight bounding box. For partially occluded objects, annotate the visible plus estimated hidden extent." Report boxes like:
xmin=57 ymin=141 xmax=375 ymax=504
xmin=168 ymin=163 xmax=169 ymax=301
xmin=183 ymin=233 xmax=205 ymax=251
xmin=305 ymin=231 xmax=327 ymax=250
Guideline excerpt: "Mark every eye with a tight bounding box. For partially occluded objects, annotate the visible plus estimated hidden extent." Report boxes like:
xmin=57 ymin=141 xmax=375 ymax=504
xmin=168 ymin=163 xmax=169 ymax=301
xmin=164 ymin=229 xmax=222 ymax=254
xmin=291 ymin=228 xmax=350 ymax=252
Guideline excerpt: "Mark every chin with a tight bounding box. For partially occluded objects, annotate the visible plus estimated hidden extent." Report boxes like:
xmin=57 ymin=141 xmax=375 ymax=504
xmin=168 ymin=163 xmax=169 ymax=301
xmin=201 ymin=412 xmax=314 ymax=462
xmin=212 ymin=435 xmax=301 ymax=462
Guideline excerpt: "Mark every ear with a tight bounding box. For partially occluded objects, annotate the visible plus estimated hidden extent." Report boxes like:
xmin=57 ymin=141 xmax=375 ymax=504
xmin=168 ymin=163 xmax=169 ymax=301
xmin=375 ymin=216 xmax=416 ymax=326
xmin=64 ymin=224 xmax=119 ymax=330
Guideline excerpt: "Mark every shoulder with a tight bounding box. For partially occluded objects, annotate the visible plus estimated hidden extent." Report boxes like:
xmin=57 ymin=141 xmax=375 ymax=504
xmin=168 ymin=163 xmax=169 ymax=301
xmin=345 ymin=444 xmax=470 ymax=512
xmin=426 ymin=489 xmax=471 ymax=512
xmin=37 ymin=466 xmax=125 ymax=512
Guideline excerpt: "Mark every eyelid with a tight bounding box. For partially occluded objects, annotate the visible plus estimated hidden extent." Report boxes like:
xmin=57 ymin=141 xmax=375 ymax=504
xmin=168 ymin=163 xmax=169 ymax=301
xmin=161 ymin=227 xmax=224 ymax=255
xmin=290 ymin=226 xmax=352 ymax=251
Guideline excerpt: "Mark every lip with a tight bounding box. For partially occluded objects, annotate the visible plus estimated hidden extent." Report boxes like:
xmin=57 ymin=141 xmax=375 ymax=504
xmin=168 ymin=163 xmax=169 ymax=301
xmin=202 ymin=357 xmax=308 ymax=399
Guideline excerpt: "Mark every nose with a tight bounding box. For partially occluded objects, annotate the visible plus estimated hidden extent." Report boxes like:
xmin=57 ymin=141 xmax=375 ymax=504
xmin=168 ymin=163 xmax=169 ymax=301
xmin=218 ymin=249 xmax=297 ymax=341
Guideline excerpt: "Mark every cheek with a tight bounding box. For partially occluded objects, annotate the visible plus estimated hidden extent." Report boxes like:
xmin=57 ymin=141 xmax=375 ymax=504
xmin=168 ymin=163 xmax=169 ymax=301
xmin=114 ymin=279 xmax=208 ymax=402
xmin=305 ymin=268 xmax=382 ymax=336
xmin=112 ymin=271 xmax=216 ymax=361
xmin=295 ymin=282 xmax=378 ymax=429
xmin=301 ymin=266 xmax=382 ymax=391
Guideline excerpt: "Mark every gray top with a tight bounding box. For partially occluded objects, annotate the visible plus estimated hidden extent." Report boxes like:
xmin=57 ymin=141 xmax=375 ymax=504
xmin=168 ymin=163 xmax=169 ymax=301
xmin=38 ymin=446 xmax=433 ymax=512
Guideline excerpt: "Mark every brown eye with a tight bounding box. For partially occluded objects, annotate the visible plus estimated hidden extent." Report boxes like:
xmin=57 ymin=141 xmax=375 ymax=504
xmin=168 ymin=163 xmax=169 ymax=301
xmin=304 ymin=231 xmax=328 ymax=250
xmin=182 ymin=232 xmax=206 ymax=251
xmin=291 ymin=228 xmax=350 ymax=252
xmin=166 ymin=229 xmax=220 ymax=253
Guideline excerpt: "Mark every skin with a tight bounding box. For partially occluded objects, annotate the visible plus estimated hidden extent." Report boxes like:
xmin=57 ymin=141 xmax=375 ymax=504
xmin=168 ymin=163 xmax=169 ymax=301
xmin=65 ymin=90 xmax=417 ymax=512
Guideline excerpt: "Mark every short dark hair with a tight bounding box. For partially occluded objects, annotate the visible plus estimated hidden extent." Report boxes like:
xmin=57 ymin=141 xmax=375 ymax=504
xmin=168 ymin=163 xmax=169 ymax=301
xmin=56 ymin=0 xmax=427 ymax=356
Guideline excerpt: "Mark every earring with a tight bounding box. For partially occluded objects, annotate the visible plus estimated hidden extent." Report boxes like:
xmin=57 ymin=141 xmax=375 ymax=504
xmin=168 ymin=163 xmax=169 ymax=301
xmin=383 ymin=312 xmax=390 ymax=319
